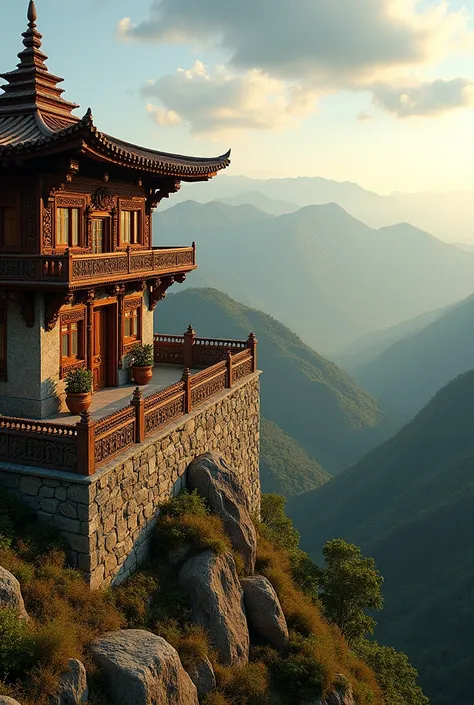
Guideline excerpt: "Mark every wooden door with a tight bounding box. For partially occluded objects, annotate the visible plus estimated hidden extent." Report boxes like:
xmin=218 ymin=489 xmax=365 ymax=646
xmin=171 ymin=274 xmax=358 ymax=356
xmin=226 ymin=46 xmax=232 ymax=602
xmin=93 ymin=308 xmax=108 ymax=390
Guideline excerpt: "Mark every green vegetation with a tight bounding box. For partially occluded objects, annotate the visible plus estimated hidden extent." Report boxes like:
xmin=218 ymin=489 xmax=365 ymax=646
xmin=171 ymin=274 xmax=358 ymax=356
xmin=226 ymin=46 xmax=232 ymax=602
xmin=128 ymin=343 xmax=154 ymax=367
xmin=289 ymin=370 xmax=474 ymax=705
xmin=64 ymin=368 xmax=93 ymax=394
xmin=260 ymin=419 xmax=330 ymax=497
xmin=319 ymin=539 xmax=383 ymax=642
xmin=156 ymin=287 xmax=395 ymax=474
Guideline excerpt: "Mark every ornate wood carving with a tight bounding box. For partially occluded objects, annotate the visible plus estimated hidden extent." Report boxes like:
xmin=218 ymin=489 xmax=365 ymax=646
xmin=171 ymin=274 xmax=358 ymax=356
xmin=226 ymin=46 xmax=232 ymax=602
xmin=143 ymin=214 xmax=150 ymax=248
xmin=147 ymin=180 xmax=181 ymax=210
xmin=63 ymin=179 xmax=143 ymax=199
xmin=0 ymin=432 xmax=78 ymax=473
xmin=56 ymin=195 xmax=84 ymax=207
xmin=144 ymin=394 xmax=185 ymax=436
xmin=60 ymin=358 xmax=86 ymax=380
xmin=119 ymin=198 xmax=143 ymax=210
xmin=42 ymin=202 xmax=53 ymax=248
xmin=45 ymin=291 xmax=74 ymax=331
xmin=124 ymin=296 xmax=142 ymax=311
xmin=59 ymin=307 xmax=85 ymax=325
xmin=148 ymin=276 xmax=175 ymax=312
xmin=0 ymin=192 xmax=17 ymax=207
xmin=92 ymin=186 xmax=115 ymax=211
xmin=191 ymin=370 xmax=227 ymax=407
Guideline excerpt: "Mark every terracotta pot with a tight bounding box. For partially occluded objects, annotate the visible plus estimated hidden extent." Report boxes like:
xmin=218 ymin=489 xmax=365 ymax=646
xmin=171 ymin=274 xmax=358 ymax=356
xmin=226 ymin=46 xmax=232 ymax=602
xmin=132 ymin=365 xmax=153 ymax=386
xmin=65 ymin=392 xmax=92 ymax=415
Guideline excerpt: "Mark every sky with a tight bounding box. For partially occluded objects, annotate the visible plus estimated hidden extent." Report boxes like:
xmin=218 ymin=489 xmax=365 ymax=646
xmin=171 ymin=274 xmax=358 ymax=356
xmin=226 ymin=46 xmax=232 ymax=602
xmin=2 ymin=0 xmax=474 ymax=194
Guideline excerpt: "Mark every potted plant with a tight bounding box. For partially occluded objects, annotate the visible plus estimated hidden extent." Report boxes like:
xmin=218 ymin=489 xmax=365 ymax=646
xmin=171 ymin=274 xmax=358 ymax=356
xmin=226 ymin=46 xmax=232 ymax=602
xmin=64 ymin=368 xmax=93 ymax=415
xmin=129 ymin=343 xmax=154 ymax=386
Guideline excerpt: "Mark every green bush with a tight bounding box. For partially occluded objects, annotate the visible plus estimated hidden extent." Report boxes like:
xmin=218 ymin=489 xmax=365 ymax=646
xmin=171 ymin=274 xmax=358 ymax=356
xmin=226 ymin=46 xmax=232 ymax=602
xmin=64 ymin=368 xmax=93 ymax=394
xmin=129 ymin=343 xmax=154 ymax=367
xmin=272 ymin=650 xmax=327 ymax=704
xmin=113 ymin=573 xmax=159 ymax=628
xmin=159 ymin=490 xmax=210 ymax=520
xmin=0 ymin=609 xmax=35 ymax=679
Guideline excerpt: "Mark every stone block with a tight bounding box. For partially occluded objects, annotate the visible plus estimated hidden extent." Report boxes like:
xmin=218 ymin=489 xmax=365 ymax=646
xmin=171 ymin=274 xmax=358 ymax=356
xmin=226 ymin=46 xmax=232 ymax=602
xmin=52 ymin=515 xmax=80 ymax=534
xmin=67 ymin=485 xmax=89 ymax=505
xmin=40 ymin=498 xmax=59 ymax=514
xmin=39 ymin=486 xmax=55 ymax=498
xmin=19 ymin=476 xmax=42 ymax=496
xmin=54 ymin=487 xmax=67 ymax=501
xmin=63 ymin=532 xmax=90 ymax=554
xmin=59 ymin=501 xmax=78 ymax=519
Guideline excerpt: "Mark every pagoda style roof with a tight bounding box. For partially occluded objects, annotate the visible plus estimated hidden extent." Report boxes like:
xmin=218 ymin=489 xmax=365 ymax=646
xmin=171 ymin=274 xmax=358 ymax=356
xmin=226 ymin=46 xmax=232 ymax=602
xmin=0 ymin=2 xmax=230 ymax=179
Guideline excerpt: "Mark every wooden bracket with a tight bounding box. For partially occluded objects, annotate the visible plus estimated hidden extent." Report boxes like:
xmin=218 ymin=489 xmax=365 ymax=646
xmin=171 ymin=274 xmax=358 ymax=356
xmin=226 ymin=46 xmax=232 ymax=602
xmin=148 ymin=276 xmax=175 ymax=312
xmin=45 ymin=291 xmax=74 ymax=332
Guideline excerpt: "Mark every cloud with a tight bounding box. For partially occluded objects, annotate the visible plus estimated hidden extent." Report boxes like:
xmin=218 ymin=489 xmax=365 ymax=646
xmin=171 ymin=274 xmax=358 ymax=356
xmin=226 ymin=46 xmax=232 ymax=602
xmin=371 ymin=77 xmax=474 ymax=117
xmin=141 ymin=61 xmax=318 ymax=135
xmin=120 ymin=0 xmax=473 ymax=86
xmin=121 ymin=0 xmax=474 ymax=130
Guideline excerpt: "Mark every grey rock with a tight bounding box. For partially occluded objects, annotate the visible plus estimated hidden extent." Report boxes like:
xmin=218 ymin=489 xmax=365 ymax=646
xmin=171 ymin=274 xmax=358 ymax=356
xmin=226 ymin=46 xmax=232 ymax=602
xmin=90 ymin=629 xmax=198 ymax=705
xmin=167 ymin=543 xmax=191 ymax=566
xmin=187 ymin=452 xmax=257 ymax=574
xmin=49 ymin=659 xmax=88 ymax=705
xmin=187 ymin=656 xmax=216 ymax=698
xmin=241 ymin=575 xmax=289 ymax=651
xmin=0 ymin=566 xmax=28 ymax=620
xmin=179 ymin=551 xmax=249 ymax=666
xmin=0 ymin=697 xmax=23 ymax=704
xmin=306 ymin=678 xmax=355 ymax=705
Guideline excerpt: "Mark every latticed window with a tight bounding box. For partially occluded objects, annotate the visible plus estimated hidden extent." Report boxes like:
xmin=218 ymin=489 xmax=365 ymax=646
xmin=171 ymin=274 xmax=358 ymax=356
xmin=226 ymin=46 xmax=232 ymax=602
xmin=56 ymin=207 xmax=80 ymax=247
xmin=0 ymin=206 xmax=20 ymax=248
xmin=61 ymin=320 xmax=82 ymax=361
xmin=124 ymin=305 xmax=140 ymax=342
xmin=120 ymin=210 xmax=140 ymax=245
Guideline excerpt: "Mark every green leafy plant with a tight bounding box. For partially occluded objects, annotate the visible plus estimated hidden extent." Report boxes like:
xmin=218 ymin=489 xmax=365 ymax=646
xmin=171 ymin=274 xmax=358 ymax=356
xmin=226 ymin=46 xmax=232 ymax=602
xmin=129 ymin=343 xmax=154 ymax=367
xmin=64 ymin=368 xmax=93 ymax=395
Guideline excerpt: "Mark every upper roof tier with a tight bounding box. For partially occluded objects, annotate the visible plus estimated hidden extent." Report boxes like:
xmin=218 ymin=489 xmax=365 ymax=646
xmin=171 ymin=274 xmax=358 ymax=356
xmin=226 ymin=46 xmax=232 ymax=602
xmin=0 ymin=1 xmax=230 ymax=179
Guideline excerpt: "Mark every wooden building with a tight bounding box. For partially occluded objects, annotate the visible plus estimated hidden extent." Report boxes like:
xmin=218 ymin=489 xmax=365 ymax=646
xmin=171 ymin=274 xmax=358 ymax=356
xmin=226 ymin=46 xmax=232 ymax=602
xmin=0 ymin=2 xmax=230 ymax=418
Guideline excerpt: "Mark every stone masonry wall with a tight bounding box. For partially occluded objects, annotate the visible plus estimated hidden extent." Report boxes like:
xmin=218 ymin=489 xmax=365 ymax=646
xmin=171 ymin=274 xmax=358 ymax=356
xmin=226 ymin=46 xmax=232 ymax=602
xmin=0 ymin=374 xmax=260 ymax=588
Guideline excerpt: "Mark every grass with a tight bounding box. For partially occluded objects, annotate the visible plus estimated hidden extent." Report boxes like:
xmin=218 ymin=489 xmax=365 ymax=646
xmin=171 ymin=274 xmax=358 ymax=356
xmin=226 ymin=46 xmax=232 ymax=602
xmin=0 ymin=488 xmax=384 ymax=704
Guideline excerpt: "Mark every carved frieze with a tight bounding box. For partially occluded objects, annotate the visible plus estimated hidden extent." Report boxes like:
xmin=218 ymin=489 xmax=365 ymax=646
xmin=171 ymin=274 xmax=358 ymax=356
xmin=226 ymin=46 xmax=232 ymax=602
xmin=92 ymin=187 xmax=115 ymax=211
xmin=72 ymin=256 xmax=128 ymax=280
xmin=94 ymin=422 xmax=135 ymax=464
xmin=144 ymin=396 xmax=185 ymax=436
xmin=42 ymin=203 xmax=53 ymax=248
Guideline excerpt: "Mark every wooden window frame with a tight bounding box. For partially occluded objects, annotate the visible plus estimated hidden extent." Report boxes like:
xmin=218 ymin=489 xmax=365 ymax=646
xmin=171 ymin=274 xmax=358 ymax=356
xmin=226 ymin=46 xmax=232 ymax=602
xmin=59 ymin=308 xmax=86 ymax=379
xmin=123 ymin=298 xmax=142 ymax=353
xmin=0 ymin=304 xmax=7 ymax=381
xmin=54 ymin=195 xmax=86 ymax=250
xmin=119 ymin=199 xmax=144 ymax=248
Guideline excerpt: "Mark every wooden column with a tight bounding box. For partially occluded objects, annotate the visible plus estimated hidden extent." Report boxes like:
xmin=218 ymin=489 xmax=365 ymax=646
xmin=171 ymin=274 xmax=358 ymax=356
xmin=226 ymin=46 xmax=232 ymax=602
xmin=226 ymin=349 xmax=233 ymax=388
xmin=117 ymin=289 xmax=125 ymax=368
xmin=182 ymin=368 xmax=192 ymax=414
xmin=76 ymin=411 xmax=96 ymax=476
xmin=247 ymin=332 xmax=258 ymax=372
xmin=131 ymin=387 xmax=145 ymax=442
xmin=85 ymin=290 xmax=95 ymax=369
xmin=183 ymin=325 xmax=196 ymax=368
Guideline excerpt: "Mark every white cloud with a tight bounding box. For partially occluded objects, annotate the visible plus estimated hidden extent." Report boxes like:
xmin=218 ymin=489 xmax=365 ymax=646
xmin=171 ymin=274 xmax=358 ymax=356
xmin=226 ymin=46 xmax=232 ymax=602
xmin=142 ymin=61 xmax=318 ymax=135
xmin=122 ymin=0 xmax=474 ymax=129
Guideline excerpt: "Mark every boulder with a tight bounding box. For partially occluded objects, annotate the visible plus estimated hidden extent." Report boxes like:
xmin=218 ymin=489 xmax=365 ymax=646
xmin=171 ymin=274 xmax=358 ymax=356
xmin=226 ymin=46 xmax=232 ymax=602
xmin=179 ymin=551 xmax=249 ymax=665
xmin=187 ymin=656 xmax=216 ymax=698
xmin=90 ymin=629 xmax=198 ymax=705
xmin=241 ymin=575 xmax=289 ymax=651
xmin=307 ymin=679 xmax=355 ymax=705
xmin=0 ymin=566 xmax=28 ymax=620
xmin=0 ymin=697 xmax=23 ymax=705
xmin=187 ymin=453 xmax=257 ymax=574
xmin=49 ymin=659 xmax=88 ymax=705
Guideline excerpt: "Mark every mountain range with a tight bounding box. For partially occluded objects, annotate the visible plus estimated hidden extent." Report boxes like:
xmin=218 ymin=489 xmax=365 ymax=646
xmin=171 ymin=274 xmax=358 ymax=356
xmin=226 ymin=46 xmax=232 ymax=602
xmin=160 ymin=174 xmax=474 ymax=244
xmin=154 ymin=287 xmax=394 ymax=474
xmin=288 ymin=370 xmax=474 ymax=705
xmin=154 ymin=200 xmax=474 ymax=352
xmin=350 ymin=292 xmax=474 ymax=419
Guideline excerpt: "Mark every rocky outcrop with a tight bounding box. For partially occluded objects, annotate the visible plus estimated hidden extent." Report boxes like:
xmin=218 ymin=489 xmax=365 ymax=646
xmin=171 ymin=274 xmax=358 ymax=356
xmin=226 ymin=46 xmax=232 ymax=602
xmin=187 ymin=453 xmax=257 ymax=574
xmin=241 ymin=575 xmax=289 ymax=651
xmin=49 ymin=659 xmax=88 ymax=705
xmin=0 ymin=566 xmax=28 ymax=620
xmin=307 ymin=680 xmax=355 ymax=705
xmin=187 ymin=656 xmax=216 ymax=698
xmin=179 ymin=551 xmax=249 ymax=665
xmin=90 ymin=629 xmax=198 ymax=705
xmin=0 ymin=697 xmax=23 ymax=705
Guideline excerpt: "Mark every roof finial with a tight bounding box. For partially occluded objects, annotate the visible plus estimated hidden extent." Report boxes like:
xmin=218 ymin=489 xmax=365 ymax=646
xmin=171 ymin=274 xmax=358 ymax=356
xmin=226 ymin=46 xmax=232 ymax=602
xmin=27 ymin=1 xmax=37 ymax=26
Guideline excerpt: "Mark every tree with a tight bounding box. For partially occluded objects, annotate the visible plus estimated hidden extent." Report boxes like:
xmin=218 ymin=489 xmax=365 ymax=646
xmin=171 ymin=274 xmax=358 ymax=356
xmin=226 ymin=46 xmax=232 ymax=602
xmin=319 ymin=538 xmax=383 ymax=641
xmin=354 ymin=639 xmax=429 ymax=705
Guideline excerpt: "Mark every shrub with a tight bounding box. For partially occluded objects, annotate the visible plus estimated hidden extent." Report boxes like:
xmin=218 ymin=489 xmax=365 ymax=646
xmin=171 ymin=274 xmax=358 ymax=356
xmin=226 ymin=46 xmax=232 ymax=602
xmin=156 ymin=513 xmax=231 ymax=556
xmin=0 ymin=609 xmax=35 ymax=679
xmin=128 ymin=343 xmax=154 ymax=367
xmin=114 ymin=573 xmax=159 ymax=628
xmin=159 ymin=490 xmax=210 ymax=520
xmin=259 ymin=494 xmax=299 ymax=551
xmin=154 ymin=619 xmax=211 ymax=670
xmin=64 ymin=368 xmax=93 ymax=394
xmin=215 ymin=662 xmax=269 ymax=705
xmin=202 ymin=693 xmax=231 ymax=705
xmin=273 ymin=651 xmax=327 ymax=703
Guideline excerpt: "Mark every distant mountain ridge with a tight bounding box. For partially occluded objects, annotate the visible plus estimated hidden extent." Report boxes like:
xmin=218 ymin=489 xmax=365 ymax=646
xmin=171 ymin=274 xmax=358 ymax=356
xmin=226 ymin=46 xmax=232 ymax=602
xmin=288 ymin=370 xmax=474 ymax=705
xmin=154 ymin=200 xmax=474 ymax=352
xmin=353 ymin=292 xmax=474 ymax=419
xmin=154 ymin=287 xmax=394 ymax=474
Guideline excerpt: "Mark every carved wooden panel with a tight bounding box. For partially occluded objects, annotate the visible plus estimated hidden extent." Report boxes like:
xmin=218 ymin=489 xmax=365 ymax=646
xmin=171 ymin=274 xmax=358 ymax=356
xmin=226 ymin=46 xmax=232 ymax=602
xmin=191 ymin=370 xmax=227 ymax=407
xmin=72 ymin=256 xmax=128 ymax=279
xmin=232 ymin=357 xmax=254 ymax=383
xmin=60 ymin=307 xmax=85 ymax=324
xmin=0 ymin=431 xmax=77 ymax=472
xmin=0 ymin=193 xmax=17 ymax=207
xmin=124 ymin=296 xmax=142 ymax=311
xmin=0 ymin=259 xmax=37 ymax=279
xmin=144 ymin=394 xmax=185 ymax=436
xmin=94 ymin=422 xmax=135 ymax=465
xmin=42 ymin=203 xmax=53 ymax=248
xmin=63 ymin=179 xmax=144 ymax=199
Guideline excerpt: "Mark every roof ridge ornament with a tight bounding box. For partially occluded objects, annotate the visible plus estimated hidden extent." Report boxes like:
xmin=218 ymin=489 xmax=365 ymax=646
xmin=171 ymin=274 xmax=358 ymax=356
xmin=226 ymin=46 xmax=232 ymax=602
xmin=27 ymin=1 xmax=38 ymax=27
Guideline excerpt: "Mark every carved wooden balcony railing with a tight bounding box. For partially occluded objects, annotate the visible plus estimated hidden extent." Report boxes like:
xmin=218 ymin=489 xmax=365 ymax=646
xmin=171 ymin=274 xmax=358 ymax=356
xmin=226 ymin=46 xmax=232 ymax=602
xmin=0 ymin=331 xmax=258 ymax=477
xmin=0 ymin=245 xmax=196 ymax=287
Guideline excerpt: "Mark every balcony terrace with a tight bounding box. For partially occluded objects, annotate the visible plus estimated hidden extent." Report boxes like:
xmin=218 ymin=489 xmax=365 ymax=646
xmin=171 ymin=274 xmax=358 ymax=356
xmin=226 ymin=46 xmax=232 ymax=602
xmin=0 ymin=245 xmax=196 ymax=289
xmin=0 ymin=330 xmax=258 ymax=477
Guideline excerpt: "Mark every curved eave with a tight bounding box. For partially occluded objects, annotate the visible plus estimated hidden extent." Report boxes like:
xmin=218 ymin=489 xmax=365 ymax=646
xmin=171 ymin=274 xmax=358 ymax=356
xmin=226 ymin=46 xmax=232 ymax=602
xmin=0 ymin=110 xmax=231 ymax=178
